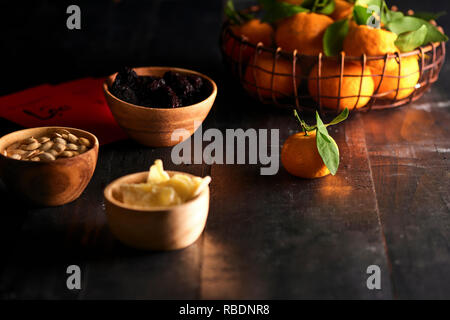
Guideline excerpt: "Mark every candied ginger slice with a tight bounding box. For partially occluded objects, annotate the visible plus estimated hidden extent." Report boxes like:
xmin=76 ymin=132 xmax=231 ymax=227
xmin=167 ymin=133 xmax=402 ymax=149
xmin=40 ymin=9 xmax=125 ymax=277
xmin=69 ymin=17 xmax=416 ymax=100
xmin=192 ymin=176 xmax=212 ymax=198
xmin=119 ymin=160 xmax=212 ymax=208
xmin=120 ymin=183 xmax=156 ymax=207
xmin=154 ymin=186 xmax=182 ymax=206
xmin=147 ymin=159 xmax=170 ymax=184
xmin=163 ymin=174 xmax=196 ymax=202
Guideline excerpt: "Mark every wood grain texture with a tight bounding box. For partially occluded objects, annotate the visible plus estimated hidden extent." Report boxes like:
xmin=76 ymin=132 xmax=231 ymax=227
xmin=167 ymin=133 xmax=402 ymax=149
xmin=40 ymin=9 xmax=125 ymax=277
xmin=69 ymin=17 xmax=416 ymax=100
xmin=0 ymin=0 xmax=449 ymax=299
xmin=362 ymin=96 xmax=450 ymax=299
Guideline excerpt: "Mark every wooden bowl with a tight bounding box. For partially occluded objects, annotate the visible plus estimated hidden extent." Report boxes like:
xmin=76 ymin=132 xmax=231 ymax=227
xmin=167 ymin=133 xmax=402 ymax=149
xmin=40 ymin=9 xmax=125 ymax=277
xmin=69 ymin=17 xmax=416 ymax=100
xmin=103 ymin=66 xmax=217 ymax=147
xmin=0 ymin=126 xmax=99 ymax=207
xmin=104 ymin=171 xmax=210 ymax=251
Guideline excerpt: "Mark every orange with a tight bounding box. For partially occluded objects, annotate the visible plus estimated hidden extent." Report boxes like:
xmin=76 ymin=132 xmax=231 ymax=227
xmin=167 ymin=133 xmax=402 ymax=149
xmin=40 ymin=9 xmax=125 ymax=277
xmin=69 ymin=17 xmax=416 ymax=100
xmin=225 ymin=19 xmax=274 ymax=63
xmin=374 ymin=56 xmax=420 ymax=100
xmin=281 ymin=130 xmax=331 ymax=179
xmin=343 ymin=24 xmax=420 ymax=100
xmin=331 ymin=0 xmax=354 ymax=21
xmin=244 ymin=53 xmax=301 ymax=98
xmin=308 ymin=60 xmax=375 ymax=110
xmin=275 ymin=12 xmax=334 ymax=55
xmin=343 ymin=24 xmax=398 ymax=70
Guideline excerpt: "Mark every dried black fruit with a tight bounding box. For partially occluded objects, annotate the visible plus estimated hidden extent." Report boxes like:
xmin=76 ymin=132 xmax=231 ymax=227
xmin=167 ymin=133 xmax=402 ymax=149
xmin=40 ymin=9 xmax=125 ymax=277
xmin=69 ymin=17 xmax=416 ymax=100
xmin=166 ymin=87 xmax=183 ymax=108
xmin=163 ymin=71 xmax=197 ymax=105
xmin=115 ymin=67 xmax=139 ymax=90
xmin=111 ymin=84 xmax=138 ymax=105
xmin=149 ymin=78 xmax=167 ymax=91
xmin=150 ymin=85 xmax=182 ymax=108
xmin=164 ymin=71 xmax=195 ymax=99
xmin=138 ymin=76 xmax=159 ymax=90
xmin=188 ymin=75 xmax=204 ymax=92
xmin=162 ymin=71 xmax=180 ymax=86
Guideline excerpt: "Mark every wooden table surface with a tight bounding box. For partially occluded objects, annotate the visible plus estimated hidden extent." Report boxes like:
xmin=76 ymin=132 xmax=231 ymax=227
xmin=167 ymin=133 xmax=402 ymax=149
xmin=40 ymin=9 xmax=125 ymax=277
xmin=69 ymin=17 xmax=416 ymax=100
xmin=0 ymin=0 xmax=449 ymax=299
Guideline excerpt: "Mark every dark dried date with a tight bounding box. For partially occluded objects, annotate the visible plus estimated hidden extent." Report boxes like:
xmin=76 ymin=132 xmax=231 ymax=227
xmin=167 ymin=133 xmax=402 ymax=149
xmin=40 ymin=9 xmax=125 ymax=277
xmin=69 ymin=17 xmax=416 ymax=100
xmin=110 ymin=67 xmax=211 ymax=108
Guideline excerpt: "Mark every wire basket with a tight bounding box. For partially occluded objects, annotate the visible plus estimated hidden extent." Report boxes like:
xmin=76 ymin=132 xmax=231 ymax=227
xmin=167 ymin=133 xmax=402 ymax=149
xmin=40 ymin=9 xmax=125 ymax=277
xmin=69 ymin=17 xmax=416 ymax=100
xmin=220 ymin=7 xmax=446 ymax=115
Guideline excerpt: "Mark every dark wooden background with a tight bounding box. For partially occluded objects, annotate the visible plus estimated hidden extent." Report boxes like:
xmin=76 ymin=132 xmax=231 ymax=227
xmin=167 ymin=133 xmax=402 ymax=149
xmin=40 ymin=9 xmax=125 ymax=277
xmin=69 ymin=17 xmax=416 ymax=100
xmin=0 ymin=0 xmax=449 ymax=299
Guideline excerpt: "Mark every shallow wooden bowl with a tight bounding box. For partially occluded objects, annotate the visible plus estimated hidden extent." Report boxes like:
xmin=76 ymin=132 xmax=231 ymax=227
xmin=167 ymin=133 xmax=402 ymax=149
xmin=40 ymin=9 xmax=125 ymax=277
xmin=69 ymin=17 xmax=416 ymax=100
xmin=0 ymin=126 xmax=99 ymax=207
xmin=104 ymin=171 xmax=210 ymax=251
xmin=103 ymin=66 xmax=217 ymax=147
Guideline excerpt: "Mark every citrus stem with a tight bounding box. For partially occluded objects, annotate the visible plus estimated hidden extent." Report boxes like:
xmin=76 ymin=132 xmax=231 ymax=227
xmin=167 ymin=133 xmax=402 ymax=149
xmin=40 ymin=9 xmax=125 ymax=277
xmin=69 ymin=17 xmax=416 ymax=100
xmin=293 ymin=109 xmax=317 ymax=135
xmin=312 ymin=0 xmax=318 ymax=12
xmin=293 ymin=109 xmax=305 ymax=133
xmin=379 ymin=0 xmax=383 ymax=26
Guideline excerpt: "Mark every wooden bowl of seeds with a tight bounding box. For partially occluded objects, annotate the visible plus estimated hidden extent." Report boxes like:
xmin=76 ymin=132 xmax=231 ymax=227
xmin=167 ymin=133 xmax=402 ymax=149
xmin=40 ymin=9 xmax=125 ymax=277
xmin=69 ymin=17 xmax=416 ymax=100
xmin=0 ymin=126 xmax=99 ymax=206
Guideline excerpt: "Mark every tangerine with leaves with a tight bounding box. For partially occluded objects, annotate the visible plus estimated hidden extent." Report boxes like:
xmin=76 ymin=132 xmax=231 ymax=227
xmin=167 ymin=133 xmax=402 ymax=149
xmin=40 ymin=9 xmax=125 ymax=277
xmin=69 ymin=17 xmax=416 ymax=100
xmin=342 ymin=23 xmax=420 ymax=100
xmin=275 ymin=12 xmax=334 ymax=55
xmin=282 ymin=130 xmax=331 ymax=178
xmin=343 ymin=24 xmax=399 ymax=70
xmin=281 ymin=108 xmax=349 ymax=179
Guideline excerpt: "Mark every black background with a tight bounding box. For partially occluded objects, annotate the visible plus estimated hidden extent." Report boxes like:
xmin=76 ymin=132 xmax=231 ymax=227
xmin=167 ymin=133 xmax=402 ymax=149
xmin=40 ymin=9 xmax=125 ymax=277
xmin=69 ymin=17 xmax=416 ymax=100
xmin=1 ymin=0 xmax=448 ymax=95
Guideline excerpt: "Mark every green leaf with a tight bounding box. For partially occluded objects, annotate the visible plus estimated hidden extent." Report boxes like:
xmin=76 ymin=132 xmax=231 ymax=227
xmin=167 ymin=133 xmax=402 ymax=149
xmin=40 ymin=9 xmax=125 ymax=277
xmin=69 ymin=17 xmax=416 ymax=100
xmin=317 ymin=131 xmax=340 ymax=175
xmin=322 ymin=0 xmax=336 ymax=15
xmin=387 ymin=16 xmax=448 ymax=44
xmin=420 ymin=22 xmax=448 ymax=44
xmin=413 ymin=11 xmax=446 ymax=21
xmin=354 ymin=0 xmax=383 ymax=23
xmin=354 ymin=0 xmax=379 ymax=5
xmin=326 ymin=108 xmax=349 ymax=127
xmin=385 ymin=9 xmax=404 ymax=22
xmin=395 ymin=24 xmax=427 ymax=52
xmin=238 ymin=10 xmax=255 ymax=21
xmin=225 ymin=0 xmax=254 ymax=25
xmin=315 ymin=111 xmax=329 ymax=136
xmin=386 ymin=16 xmax=424 ymax=33
xmin=353 ymin=5 xmax=373 ymax=25
xmin=302 ymin=0 xmax=336 ymax=15
xmin=315 ymin=112 xmax=340 ymax=175
xmin=259 ymin=0 xmax=309 ymax=23
xmin=354 ymin=0 xmax=403 ymax=24
xmin=224 ymin=0 xmax=241 ymax=25
xmin=354 ymin=0 xmax=388 ymax=10
xmin=323 ymin=19 xmax=349 ymax=56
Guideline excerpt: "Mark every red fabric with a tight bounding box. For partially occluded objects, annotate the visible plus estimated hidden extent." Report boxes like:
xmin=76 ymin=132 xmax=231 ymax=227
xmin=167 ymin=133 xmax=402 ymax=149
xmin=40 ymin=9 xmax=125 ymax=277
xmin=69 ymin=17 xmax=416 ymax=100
xmin=0 ymin=78 xmax=128 ymax=145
